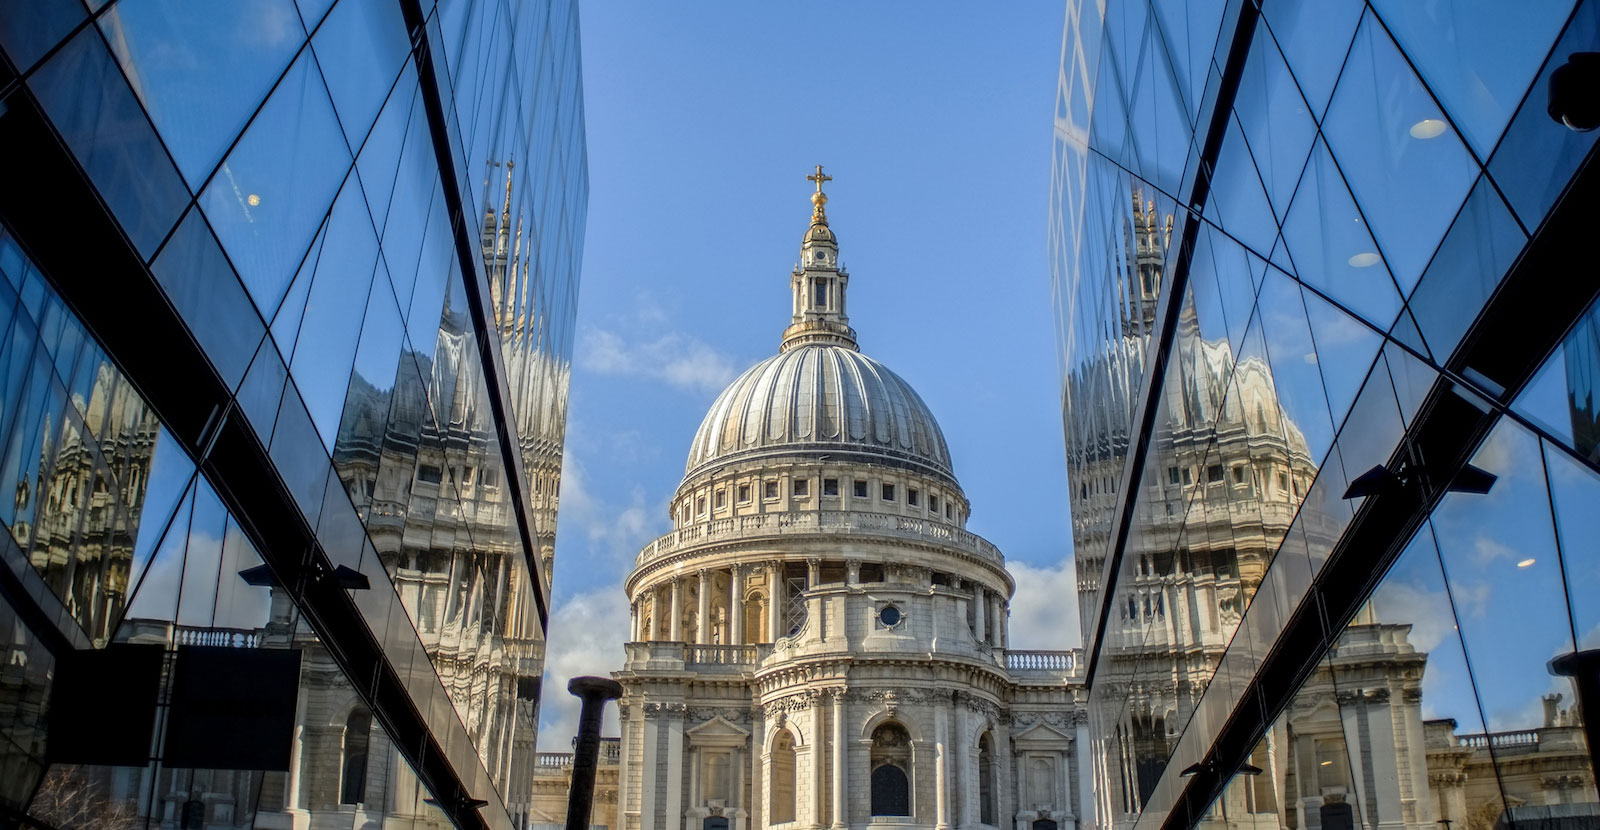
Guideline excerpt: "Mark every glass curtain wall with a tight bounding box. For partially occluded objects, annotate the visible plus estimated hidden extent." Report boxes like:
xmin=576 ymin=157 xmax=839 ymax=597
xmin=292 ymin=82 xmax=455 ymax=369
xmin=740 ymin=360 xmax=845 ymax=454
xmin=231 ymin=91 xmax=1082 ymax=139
xmin=0 ymin=0 xmax=586 ymax=827
xmin=1052 ymin=0 xmax=1600 ymax=828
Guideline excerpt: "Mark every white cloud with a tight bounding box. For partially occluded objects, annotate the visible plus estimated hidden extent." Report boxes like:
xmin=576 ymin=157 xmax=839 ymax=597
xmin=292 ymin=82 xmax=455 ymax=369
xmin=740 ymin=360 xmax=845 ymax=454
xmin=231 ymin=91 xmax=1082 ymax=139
xmin=538 ymin=584 xmax=632 ymax=750
xmin=557 ymin=447 xmax=666 ymax=568
xmin=1006 ymin=558 xmax=1082 ymax=649
xmin=577 ymin=327 xmax=738 ymax=394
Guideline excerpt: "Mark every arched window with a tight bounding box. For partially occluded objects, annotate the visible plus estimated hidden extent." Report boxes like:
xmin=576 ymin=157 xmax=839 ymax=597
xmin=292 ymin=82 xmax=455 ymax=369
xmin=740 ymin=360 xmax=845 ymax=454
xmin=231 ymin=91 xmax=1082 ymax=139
xmin=770 ymin=729 xmax=797 ymax=823
xmin=340 ymin=708 xmax=372 ymax=805
xmin=870 ymin=722 xmax=911 ymax=816
xmin=978 ymin=732 xmax=996 ymax=825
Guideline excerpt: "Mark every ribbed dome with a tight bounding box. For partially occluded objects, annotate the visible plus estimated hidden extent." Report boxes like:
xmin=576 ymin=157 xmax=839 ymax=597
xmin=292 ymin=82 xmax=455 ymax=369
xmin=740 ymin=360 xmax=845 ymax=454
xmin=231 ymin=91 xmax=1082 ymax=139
xmin=686 ymin=344 xmax=955 ymax=482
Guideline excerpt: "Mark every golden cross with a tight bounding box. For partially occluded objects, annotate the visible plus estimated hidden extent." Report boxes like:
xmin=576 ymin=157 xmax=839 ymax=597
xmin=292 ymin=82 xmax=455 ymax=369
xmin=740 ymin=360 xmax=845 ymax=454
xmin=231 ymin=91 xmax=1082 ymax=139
xmin=807 ymin=164 xmax=832 ymax=193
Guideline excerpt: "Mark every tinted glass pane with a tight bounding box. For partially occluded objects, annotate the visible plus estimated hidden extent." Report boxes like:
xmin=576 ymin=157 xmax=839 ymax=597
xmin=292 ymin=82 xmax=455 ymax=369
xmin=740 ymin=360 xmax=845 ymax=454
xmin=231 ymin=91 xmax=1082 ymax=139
xmin=310 ymin=0 xmax=410 ymax=150
xmin=1407 ymin=175 xmax=1527 ymax=361
xmin=1371 ymin=0 xmax=1575 ymax=159
xmin=99 ymin=0 xmax=304 ymax=188
xmin=200 ymin=49 xmax=350 ymax=320
xmin=28 ymin=27 xmax=190 ymax=259
xmin=1258 ymin=0 xmax=1362 ymax=120
xmin=1322 ymin=13 xmax=1477 ymax=291
xmin=1280 ymin=141 xmax=1402 ymax=331
xmin=149 ymin=208 xmax=266 ymax=390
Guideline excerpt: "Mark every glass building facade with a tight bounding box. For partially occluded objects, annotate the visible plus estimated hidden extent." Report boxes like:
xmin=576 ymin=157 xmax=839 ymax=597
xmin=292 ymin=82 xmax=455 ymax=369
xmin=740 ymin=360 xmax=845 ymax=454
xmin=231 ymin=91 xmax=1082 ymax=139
xmin=1051 ymin=2 xmax=1600 ymax=830
xmin=0 ymin=0 xmax=585 ymax=828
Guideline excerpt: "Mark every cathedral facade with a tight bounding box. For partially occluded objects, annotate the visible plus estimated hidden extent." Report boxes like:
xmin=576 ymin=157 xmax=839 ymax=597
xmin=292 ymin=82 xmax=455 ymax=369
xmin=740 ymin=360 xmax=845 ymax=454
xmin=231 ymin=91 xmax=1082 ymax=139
xmin=612 ymin=172 xmax=1089 ymax=830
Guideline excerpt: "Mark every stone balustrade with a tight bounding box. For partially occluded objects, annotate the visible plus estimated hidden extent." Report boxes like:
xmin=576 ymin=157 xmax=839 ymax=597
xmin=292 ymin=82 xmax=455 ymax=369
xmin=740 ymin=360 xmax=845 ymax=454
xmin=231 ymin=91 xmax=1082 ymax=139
xmin=636 ymin=510 xmax=1003 ymax=567
xmin=174 ymin=625 xmax=261 ymax=648
xmin=1005 ymin=649 xmax=1082 ymax=674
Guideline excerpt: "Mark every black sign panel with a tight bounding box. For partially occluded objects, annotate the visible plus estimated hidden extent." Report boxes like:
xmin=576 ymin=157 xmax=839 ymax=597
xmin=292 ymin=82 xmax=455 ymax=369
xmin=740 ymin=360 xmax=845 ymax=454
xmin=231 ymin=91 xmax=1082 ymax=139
xmin=46 ymin=644 xmax=164 ymax=765
xmin=162 ymin=646 xmax=301 ymax=770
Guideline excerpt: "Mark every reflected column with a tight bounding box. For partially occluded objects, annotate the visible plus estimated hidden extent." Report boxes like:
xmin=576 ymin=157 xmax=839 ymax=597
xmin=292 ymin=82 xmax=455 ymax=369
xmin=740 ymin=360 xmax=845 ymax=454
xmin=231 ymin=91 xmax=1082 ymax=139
xmin=730 ymin=564 xmax=744 ymax=646
xmin=768 ymin=560 xmax=784 ymax=642
xmin=670 ymin=578 xmax=683 ymax=642
xmin=697 ymin=568 xmax=711 ymax=645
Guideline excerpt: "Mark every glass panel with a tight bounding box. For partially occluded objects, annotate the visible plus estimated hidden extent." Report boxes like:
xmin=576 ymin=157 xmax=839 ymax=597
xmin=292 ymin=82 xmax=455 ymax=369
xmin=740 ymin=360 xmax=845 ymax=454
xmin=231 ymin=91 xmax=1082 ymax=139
xmin=1124 ymin=13 xmax=1192 ymax=197
xmin=1407 ymin=175 xmax=1527 ymax=362
xmin=1488 ymin=0 xmax=1600 ymax=231
xmin=310 ymin=0 xmax=411 ymax=150
xmin=1543 ymin=440 xmax=1600 ymax=651
xmin=1149 ymin=0 xmax=1226 ymax=127
xmin=1433 ymin=419 xmax=1574 ymax=733
xmin=0 ymin=0 xmax=84 ymax=73
xmin=1321 ymin=12 xmax=1478 ymax=292
xmin=1205 ymin=117 xmax=1279 ymax=259
xmin=284 ymin=177 xmax=378 ymax=451
xmin=1257 ymin=268 xmax=1338 ymax=474
xmin=28 ymin=26 xmax=191 ymax=259
xmin=98 ymin=0 xmax=305 ymax=188
xmin=149 ymin=208 xmax=266 ymax=390
xmin=200 ymin=49 xmax=351 ymax=319
xmin=1279 ymin=140 xmax=1403 ymax=331
xmin=1370 ymin=0 xmax=1575 ymax=159
xmin=1232 ymin=29 xmax=1317 ymax=221
xmin=1302 ymin=286 xmax=1383 ymax=431
xmin=1258 ymin=0 xmax=1363 ymax=120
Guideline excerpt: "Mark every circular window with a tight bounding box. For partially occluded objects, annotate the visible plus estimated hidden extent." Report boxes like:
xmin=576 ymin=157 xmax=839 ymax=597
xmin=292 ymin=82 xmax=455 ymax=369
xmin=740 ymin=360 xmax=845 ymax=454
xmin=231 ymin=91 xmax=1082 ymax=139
xmin=878 ymin=605 xmax=902 ymax=627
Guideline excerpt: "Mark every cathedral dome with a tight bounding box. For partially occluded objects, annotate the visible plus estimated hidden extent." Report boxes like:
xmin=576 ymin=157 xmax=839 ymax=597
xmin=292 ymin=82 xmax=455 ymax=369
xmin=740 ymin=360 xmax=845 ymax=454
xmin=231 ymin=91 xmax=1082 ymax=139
xmin=685 ymin=344 xmax=955 ymax=482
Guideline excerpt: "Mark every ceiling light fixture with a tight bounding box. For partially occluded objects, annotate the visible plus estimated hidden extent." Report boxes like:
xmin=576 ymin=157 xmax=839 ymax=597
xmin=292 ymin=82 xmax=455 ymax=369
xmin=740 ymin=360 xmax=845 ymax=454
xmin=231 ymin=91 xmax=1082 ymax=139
xmin=1410 ymin=118 xmax=1447 ymax=139
xmin=1517 ymin=558 xmax=1536 ymax=568
xmin=1348 ymin=252 xmax=1382 ymax=268
xmin=247 ymin=194 xmax=261 ymax=207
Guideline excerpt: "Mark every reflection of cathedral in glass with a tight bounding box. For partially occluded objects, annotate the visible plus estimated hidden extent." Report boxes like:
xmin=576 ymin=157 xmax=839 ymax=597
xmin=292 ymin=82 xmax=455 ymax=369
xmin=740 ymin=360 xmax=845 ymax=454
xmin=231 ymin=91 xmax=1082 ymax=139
xmin=0 ymin=0 xmax=588 ymax=826
xmin=1053 ymin=2 xmax=1600 ymax=830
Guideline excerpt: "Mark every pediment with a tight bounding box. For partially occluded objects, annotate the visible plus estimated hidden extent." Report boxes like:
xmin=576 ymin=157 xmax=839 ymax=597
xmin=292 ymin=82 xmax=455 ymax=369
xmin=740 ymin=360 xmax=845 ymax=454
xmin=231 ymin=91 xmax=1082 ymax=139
xmin=686 ymin=715 xmax=751 ymax=747
xmin=1012 ymin=721 xmax=1074 ymax=745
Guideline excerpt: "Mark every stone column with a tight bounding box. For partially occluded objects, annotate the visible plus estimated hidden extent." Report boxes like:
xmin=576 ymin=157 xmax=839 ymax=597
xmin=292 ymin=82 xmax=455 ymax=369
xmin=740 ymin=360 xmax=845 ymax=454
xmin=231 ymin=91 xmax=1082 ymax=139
xmin=697 ymin=569 xmax=712 ymax=645
xmin=806 ymin=557 xmax=822 ymax=640
xmin=812 ymin=692 xmax=826 ymax=829
xmin=630 ymin=600 xmax=640 ymax=642
xmin=670 ymin=578 xmax=683 ymax=642
xmin=769 ymin=561 xmax=785 ymax=642
xmin=831 ymin=692 xmax=846 ymax=830
xmin=845 ymin=559 xmax=861 ymax=585
xmin=996 ymin=601 xmax=1008 ymax=649
xmin=731 ymin=564 xmax=745 ymax=646
xmin=973 ymin=589 xmax=987 ymax=643
xmin=936 ymin=710 xmax=952 ymax=830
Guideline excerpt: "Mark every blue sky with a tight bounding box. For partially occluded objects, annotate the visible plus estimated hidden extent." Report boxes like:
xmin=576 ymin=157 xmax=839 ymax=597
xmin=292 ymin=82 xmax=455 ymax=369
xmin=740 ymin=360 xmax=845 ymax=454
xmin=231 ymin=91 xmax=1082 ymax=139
xmin=538 ymin=1 xmax=1076 ymax=745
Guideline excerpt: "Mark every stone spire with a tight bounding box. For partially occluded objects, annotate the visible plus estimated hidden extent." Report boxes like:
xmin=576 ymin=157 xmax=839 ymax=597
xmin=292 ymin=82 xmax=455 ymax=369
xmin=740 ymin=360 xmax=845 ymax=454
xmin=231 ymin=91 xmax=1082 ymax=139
xmin=781 ymin=165 xmax=857 ymax=352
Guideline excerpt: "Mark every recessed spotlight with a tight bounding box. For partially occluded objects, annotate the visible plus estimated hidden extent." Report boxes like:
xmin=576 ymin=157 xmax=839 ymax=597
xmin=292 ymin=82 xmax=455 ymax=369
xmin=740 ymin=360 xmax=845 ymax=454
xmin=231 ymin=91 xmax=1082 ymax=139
xmin=1410 ymin=118 xmax=1447 ymax=139
xmin=1320 ymin=760 xmax=1333 ymax=766
xmin=247 ymin=194 xmax=262 ymax=207
xmin=1517 ymin=558 xmax=1536 ymax=568
xmin=1347 ymin=252 xmax=1382 ymax=268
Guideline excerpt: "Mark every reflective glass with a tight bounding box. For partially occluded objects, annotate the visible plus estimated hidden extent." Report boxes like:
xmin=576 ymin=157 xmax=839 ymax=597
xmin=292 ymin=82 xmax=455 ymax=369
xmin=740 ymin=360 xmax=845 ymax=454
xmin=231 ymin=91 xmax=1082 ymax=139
xmin=1124 ymin=15 xmax=1192 ymax=197
xmin=1257 ymin=268 xmax=1337 ymax=471
xmin=1302 ymin=284 xmax=1383 ymax=430
xmin=200 ymin=49 xmax=351 ymax=319
xmin=1232 ymin=29 xmax=1316 ymax=221
xmin=310 ymin=0 xmax=411 ymax=150
xmin=1408 ymin=175 xmax=1526 ymax=361
xmin=1372 ymin=0 xmax=1576 ymax=159
xmin=1433 ymin=419 xmax=1573 ymax=733
xmin=1280 ymin=141 xmax=1403 ymax=331
xmin=1542 ymin=441 xmax=1600 ymax=652
xmin=149 ymin=208 xmax=266 ymax=390
xmin=0 ymin=0 xmax=84 ymax=73
xmin=1206 ymin=117 xmax=1278 ymax=258
xmin=99 ymin=0 xmax=305 ymax=188
xmin=28 ymin=26 xmax=190 ymax=259
xmin=1488 ymin=0 xmax=1600 ymax=231
xmin=284 ymin=176 xmax=378 ymax=451
xmin=1258 ymin=0 xmax=1363 ymax=120
xmin=1149 ymin=0 xmax=1225 ymax=126
xmin=237 ymin=337 xmax=289 ymax=441
xmin=355 ymin=65 xmax=419 ymax=236
xmin=1322 ymin=13 xmax=1478 ymax=292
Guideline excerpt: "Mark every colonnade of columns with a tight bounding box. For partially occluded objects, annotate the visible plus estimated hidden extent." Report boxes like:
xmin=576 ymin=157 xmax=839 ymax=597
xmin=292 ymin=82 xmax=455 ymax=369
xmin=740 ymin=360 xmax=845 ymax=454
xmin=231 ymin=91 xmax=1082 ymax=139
xmin=627 ymin=560 xmax=1011 ymax=648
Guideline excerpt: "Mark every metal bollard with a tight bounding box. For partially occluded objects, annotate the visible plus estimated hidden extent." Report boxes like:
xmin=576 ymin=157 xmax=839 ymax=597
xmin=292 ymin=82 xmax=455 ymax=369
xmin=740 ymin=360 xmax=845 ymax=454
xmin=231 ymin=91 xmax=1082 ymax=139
xmin=565 ymin=676 xmax=623 ymax=830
